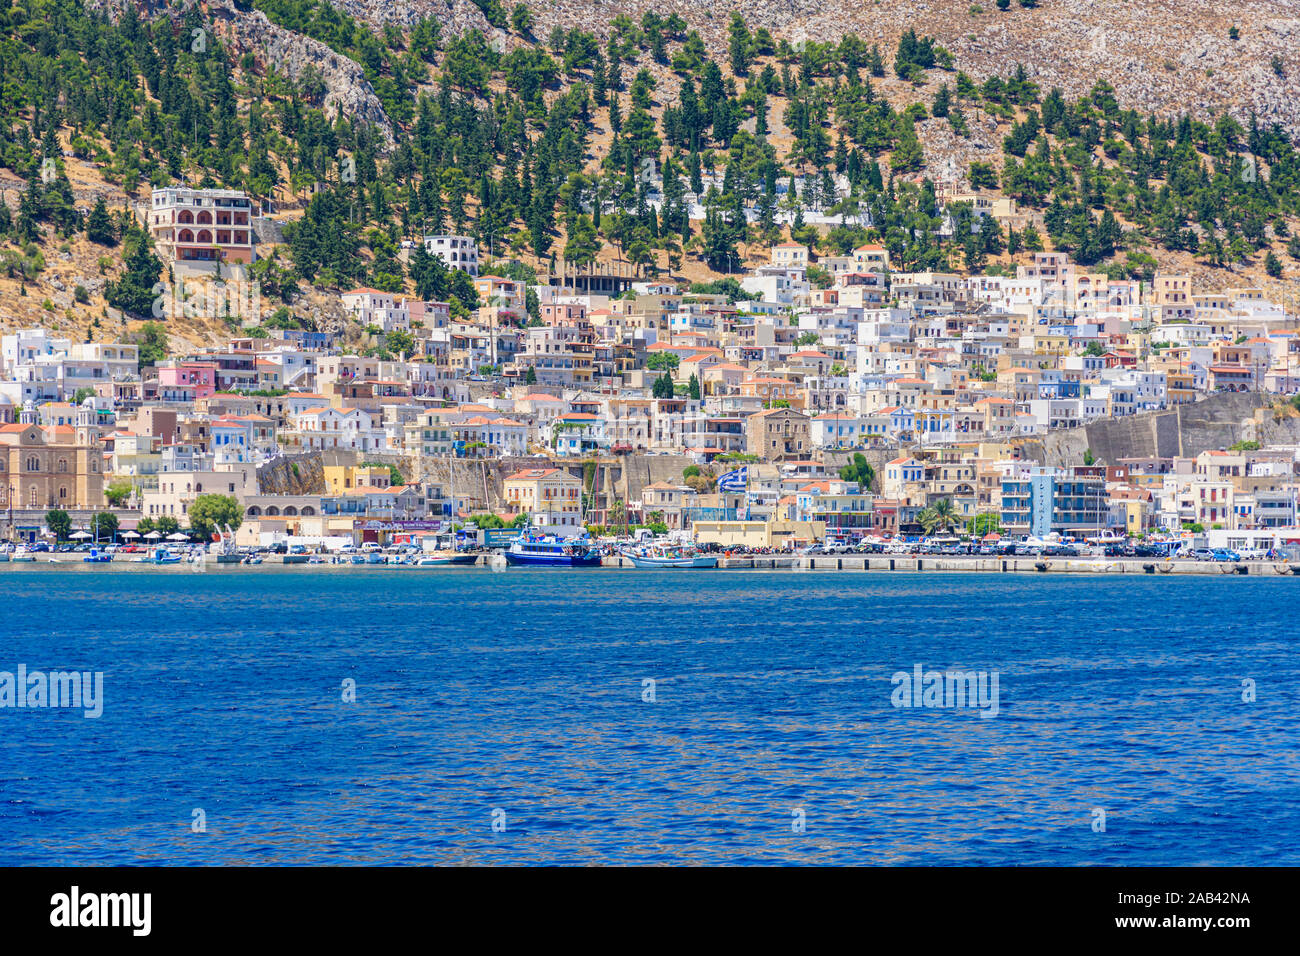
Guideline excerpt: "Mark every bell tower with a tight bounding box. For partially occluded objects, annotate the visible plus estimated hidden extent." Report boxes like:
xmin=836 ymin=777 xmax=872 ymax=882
xmin=75 ymin=401 xmax=97 ymax=448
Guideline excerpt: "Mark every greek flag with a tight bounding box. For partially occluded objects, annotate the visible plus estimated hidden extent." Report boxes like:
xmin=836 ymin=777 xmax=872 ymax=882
xmin=717 ymin=467 xmax=748 ymax=493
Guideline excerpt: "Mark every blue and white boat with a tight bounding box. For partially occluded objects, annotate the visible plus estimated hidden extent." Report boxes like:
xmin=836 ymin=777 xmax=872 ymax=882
xmin=82 ymin=548 xmax=113 ymax=563
xmin=504 ymin=533 xmax=603 ymax=567
xmin=143 ymin=547 xmax=182 ymax=564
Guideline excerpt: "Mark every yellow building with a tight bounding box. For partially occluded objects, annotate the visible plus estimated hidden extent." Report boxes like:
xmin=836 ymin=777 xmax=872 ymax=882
xmin=1118 ymin=498 xmax=1148 ymax=535
xmin=323 ymin=462 xmax=396 ymax=494
xmin=1030 ymin=333 xmax=1071 ymax=356
xmin=692 ymin=519 xmax=825 ymax=549
xmin=502 ymin=467 xmax=583 ymax=530
xmin=0 ymin=408 xmax=104 ymax=510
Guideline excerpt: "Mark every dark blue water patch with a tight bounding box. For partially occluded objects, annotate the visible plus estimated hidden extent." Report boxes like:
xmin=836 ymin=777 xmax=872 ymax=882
xmin=0 ymin=567 xmax=1296 ymax=865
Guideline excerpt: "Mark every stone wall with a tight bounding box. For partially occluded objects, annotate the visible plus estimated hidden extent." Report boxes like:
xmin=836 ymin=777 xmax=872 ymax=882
xmin=1030 ymin=392 xmax=1293 ymax=466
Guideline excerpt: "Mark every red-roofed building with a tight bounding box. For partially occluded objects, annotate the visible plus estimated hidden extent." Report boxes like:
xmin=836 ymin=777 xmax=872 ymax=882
xmin=503 ymin=468 xmax=584 ymax=533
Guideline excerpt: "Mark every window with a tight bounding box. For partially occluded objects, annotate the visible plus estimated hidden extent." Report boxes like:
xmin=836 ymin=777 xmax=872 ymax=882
xmin=26 ymin=456 xmax=39 ymax=472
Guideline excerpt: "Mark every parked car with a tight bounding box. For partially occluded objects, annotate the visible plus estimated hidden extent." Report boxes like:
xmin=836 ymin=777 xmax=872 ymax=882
xmin=1211 ymin=549 xmax=1241 ymax=562
xmin=1042 ymin=544 xmax=1079 ymax=557
xmin=1187 ymin=548 xmax=1216 ymax=561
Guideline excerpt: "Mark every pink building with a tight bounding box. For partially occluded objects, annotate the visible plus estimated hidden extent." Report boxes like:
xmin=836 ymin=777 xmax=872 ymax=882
xmin=158 ymin=361 xmax=217 ymax=399
xmin=541 ymin=302 xmax=588 ymax=327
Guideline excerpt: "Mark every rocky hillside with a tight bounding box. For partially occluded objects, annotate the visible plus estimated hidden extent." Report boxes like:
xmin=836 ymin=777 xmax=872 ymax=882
xmin=3 ymin=0 xmax=1300 ymax=351
xmin=460 ymin=0 xmax=1300 ymax=135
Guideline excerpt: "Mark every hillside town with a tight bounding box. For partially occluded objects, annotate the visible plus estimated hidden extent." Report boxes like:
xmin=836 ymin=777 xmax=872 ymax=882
xmin=3 ymin=184 xmax=1300 ymax=555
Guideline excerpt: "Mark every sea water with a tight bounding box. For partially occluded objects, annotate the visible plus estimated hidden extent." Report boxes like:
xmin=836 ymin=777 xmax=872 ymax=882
xmin=1 ymin=566 xmax=1297 ymax=865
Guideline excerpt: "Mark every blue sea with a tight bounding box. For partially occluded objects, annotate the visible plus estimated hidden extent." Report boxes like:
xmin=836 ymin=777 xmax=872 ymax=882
xmin=1 ymin=565 xmax=1297 ymax=865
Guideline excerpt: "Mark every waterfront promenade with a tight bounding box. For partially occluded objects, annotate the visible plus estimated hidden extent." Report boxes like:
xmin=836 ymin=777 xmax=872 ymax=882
xmin=9 ymin=553 xmax=1299 ymax=575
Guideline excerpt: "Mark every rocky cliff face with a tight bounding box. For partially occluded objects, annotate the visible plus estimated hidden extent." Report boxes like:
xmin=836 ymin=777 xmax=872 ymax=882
xmin=257 ymin=451 xmax=326 ymax=495
xmin=328 ymin=0 xmax=490 ymax=32
xmin=88 ymin=0 xmax=396 ymax=147
xmin=208 ymin=0 xmax=396 ymax=147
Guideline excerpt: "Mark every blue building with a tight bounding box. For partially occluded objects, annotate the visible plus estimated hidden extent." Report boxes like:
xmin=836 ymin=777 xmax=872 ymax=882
xmin=1001 ymin=467 xmax=1107 ymax=537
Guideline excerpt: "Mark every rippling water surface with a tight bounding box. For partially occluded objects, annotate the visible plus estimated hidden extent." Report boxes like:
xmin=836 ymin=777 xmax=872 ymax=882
xmin=1 ymin=566 xmax=1297 ymax=865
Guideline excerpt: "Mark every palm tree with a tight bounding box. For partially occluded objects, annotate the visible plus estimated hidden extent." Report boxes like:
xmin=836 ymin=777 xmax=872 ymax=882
xmin=921 ymin=498 xmax=958 ymax=535
xmin=917 ymin=506 xmax=936 ymax=534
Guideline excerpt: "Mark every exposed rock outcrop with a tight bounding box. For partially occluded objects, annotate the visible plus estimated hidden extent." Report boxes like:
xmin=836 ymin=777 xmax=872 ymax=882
xmin=87 ymin=0 xmax=395 ymax=148
xmin=206 ymin=0 xmax=395 ymax=148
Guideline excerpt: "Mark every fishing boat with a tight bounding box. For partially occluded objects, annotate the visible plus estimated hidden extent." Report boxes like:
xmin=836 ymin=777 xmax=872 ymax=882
xmin=11 ymin=547 xmax=36 ymax=562
xmin=504 ymin=532 xmax=603 ymax=567
xmin=82 ymin=548 xmax=113 ymax=563
xmin=146 ymin=547 xmax=182 ymax=564
xmin=622 ymin=542 xmax=718 ymax=568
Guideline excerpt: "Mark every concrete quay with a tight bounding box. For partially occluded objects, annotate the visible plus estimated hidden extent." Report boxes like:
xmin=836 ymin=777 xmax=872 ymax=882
xmin=709 ymin=555 xmax=1299 ymax=575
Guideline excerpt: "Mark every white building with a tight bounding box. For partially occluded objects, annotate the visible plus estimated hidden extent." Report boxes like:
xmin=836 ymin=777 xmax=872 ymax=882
xmin=423 ymin=235 xmax=479 ymax=276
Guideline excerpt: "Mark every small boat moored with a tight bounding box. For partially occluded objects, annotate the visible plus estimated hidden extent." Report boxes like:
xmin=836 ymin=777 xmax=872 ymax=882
xmin=622 ymin=542 xmax=718 ymax=568
xmin=415 ymin=552 xmax=478 ymax=566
